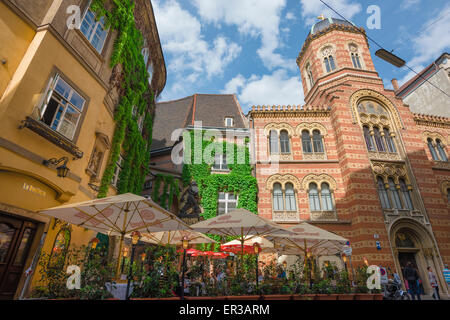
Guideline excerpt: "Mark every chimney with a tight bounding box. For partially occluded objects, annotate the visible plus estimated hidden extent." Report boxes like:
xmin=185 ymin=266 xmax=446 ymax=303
xmin=391 ymin=78 xmax=399 ymax=91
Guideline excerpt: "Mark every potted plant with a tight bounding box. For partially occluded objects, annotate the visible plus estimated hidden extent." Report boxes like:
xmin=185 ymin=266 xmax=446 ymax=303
xmin=30 ymin=245 xmax=116 ymax=300
xmin=353 ymin=265 xmax=374 ymax=300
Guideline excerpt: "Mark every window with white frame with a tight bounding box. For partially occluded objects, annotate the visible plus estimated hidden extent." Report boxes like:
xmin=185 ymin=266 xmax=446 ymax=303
xmin=39 ymin=74 xmax=85 ymax=140
xmin=111 ymin=154 xmax=124 ymax=188
xmin=321 ymin=46 xmax=336 ymax=73
xmin=225 ymin=117 xmax=234 ymax=127
xmin=142 ymin=39 xmax=149 ymax=66
xmin=148 ymin=63 xmax=154 ymax=86
xmin=349 ymin=44 xmax=363 ymax=69
xmin=218 ymin=192 xmax=238 ymax=215
xmin=308 ymin=182 xmax=335 ymax=212
xmin=213 ymin=154 xmax=228 ymax=171
xmin=305 ymin=63 xmax=314 ymax=89
xmin=80 ymin=6 xmax=109 ymax=53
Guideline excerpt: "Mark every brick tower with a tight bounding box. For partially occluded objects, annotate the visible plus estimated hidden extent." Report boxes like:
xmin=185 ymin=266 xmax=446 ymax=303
xmin=249 ymin=17 xmax=450 ymax=295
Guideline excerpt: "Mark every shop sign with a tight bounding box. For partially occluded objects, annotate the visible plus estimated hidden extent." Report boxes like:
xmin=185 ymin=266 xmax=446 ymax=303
xmin=23 ymin=182 xmax=47 ymax=197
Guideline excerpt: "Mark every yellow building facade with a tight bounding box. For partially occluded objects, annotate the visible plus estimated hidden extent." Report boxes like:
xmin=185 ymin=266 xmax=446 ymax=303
xmin=0 ymin=0 xmax=165 ymax=299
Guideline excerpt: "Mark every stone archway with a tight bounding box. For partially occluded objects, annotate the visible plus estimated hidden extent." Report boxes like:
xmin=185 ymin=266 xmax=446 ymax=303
xmin=389 ymin=218 xmax=448 ymax=296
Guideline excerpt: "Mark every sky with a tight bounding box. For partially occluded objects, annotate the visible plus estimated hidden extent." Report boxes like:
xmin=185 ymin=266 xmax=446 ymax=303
xmin=152 ymin=0 xmax=450 ymax=113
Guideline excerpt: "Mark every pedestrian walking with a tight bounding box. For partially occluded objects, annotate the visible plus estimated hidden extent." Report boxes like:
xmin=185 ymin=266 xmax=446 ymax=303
xmin=427 ymin=266 xmax=440 ymax=300
xmin=404 ymin=262 xmax=421 ymax=300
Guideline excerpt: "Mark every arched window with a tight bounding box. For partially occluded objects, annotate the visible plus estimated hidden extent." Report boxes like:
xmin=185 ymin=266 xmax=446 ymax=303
xmin=399 ymin=179 xmax=413 ymax=210
xmin=388 ymin=178 xmax=402 ymax=209
xmin=302 ymin=130 xmax=312 ymax=153
xmin=306 ymin=63 xmax=314 ymax=88
xmin=269 ymin=130 xmax=279 ymax=154
xmin=373 ymin=127 xmax=386 ymax=152
xmin=324 ymin=55 xmax=336 ymax=73
xmin=285 ymin=183 xmax=297 ymax=211
xmin=447 ymin=188 xmax=450 ymax=203
xmin=395 ymin=232 xmax=415 ymax=248
xmin=308 ymin=183 xmax=321 ymax=211
xmin=436 ymin=139 xmax=448 ymax=161
xmin=273 ymin=183 xmax=284 ymax=211
xmin=363 ymin=126 xmax=375 ymax=151
xmin=366 ymin=102 xmax=376 ymax=114
xmin=312 ymin=130 xmax=324 ymax=153
xmin=280 ymin=130 xmax=290 ymax=154
xmin=377 ymin=177 xmax=391 ymax=209
xmin=351 ymin=53 xmax=362 ymax=69
xmin=427 ymin=138 xmax=439 ymax=160
xmin=321 ymin=183 xmax=334 ymax=211
xmin=384 ymin=128 xmax=397 ymax=153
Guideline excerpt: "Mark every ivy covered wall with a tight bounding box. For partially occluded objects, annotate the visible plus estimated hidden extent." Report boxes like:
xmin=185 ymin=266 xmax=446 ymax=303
xmin=182 ymin=130 xmax=258 ymax=218
xmin=91 ymin=0 xmax=155 ymax=197
xmin=151 ymin=174 xmax=180 ymax=210
xmin=181 ymin=130 xmax=258 ymax=247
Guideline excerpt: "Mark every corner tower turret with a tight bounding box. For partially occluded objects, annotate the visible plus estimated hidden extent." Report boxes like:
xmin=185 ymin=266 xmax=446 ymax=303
xmin=297 ymin=17 xmax=379 ymax=105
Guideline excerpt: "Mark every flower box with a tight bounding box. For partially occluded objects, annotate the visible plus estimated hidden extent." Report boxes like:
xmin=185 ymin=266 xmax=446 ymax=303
xmin=354 ymin=293 xmax=375 ymax=300
xmin=262 ymin=294 xmax=293 ymax=300
xmin=316 ymin=294 xmax=338 ymax=300
xmin=337 ymin=294 xmax=355 ymax=300
xmin=292 ymin=294 xmax=316 ymax=300
xmin=223 ymin=295 xmax=261 ymax=300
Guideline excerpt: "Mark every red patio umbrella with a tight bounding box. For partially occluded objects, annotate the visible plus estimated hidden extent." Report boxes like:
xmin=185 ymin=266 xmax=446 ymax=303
xmin=177 ymin=248 xmax=199 ymax=255
xmin=220 ymin=243 xmax=255 ymax=255
xmin=191 ymin=250 xmax=229 ymax=259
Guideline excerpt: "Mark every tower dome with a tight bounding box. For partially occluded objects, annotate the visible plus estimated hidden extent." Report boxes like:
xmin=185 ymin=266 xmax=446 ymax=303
xmin=310 ymin=17 xmax=355 ymax=35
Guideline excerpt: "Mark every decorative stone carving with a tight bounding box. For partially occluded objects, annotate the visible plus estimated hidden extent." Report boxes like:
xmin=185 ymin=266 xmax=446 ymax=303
xmin=368 ymin=151 xmax=402 ymax=161
xmin=422 ymin=131 xmax=447 ymax=146
xmin=273 ymin=210 xmax=300 ymax=223
xmin=264 ymin=122 xmax=295 ymax=136
xmin=311 ymin=210 xmax=338 ymax=222
xmin=302 ymin=153 xmax=327 ymax=161
xmin=349 ymin=89 xmax=405 ymax=130
xmin=441 ymin=180 xmax=450 ymax=197
xmin=432 ymin=161 xmax=450 ymax=170
xmin=371 ymin=161 xmax=410 ymax=184
xmin=301 ymin=173 xmax=337 ymax=191
xmin=295 ymin=122 xmax=328 ymax=136
xmin=266 ymin=174 xmax=301 ymax=191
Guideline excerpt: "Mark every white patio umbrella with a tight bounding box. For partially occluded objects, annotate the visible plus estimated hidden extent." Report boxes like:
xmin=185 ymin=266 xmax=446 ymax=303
xmin=221 ymin=235 xmax=275 ymax=254
xmin=266 ymin=223 xmax=348 ymax=257
xmin=140 ymin=230 xmax=216 ymax=245
xmin=190 ymin=208 xmax=294 ymax=258
xmin=39 ymin=193 xmax=192 ymax=277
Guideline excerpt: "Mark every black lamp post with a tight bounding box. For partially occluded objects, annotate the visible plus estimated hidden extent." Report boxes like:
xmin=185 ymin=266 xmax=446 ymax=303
xmin=140 ymin=253 xmax=147 ymax=273
xmin=43 ymin=156 xmax=70 ymax=178
xmin=126 ymin=231 xmax=141 ymax=300
xmin=121 ymin=247 xmax=128 ymax=274
xmin=180 ymin=236 xmax=189 ymax=300
xmin=343 ymin=255 xmax=348 ymax=272
xmin=253 ymin=243 xmax=261 ymax=289
xmin=307 ymin=250 xmax=313 ymax=290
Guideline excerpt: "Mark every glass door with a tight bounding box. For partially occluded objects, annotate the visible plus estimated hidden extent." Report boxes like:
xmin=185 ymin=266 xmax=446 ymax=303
xmin=0 ymin=213 xmax=36 ymax=300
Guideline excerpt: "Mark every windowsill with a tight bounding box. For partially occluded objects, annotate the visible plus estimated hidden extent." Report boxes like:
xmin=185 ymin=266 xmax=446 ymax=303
xmin=211 ymin=169 xmax=230 ymax=174
xmin=272 ymin=210 xmax=300 ymax=223
xmin=383 ymin=209 xmax=422 ymax=216
xmin=20 ymin=116 xmax=83 ymax=159
xmin=310 ymin=210 xmax=338 ymax=222
xmin=431 ymin=161 xmax=450 ymax=170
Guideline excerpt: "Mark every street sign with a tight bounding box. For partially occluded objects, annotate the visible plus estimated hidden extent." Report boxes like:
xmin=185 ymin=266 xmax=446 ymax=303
xmin=380 ymin=267 xmax=388 ymax=285
xmin=343 ymin=245 xmax=352 ymax=256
